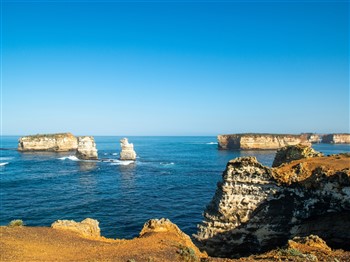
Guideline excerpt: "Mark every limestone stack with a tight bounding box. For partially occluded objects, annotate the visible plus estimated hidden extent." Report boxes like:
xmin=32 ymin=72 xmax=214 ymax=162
xmin=76 ymin=136 xmax=98 ymax=160
xmin=217 ymin=133 xmax=310 ymax=150
xmin=18 ymin=133 xmax=77 ymax=152
xmin=119 ymin=138 xmax=136 ymax=160
xmin=195 ymin=154 xmax=350 ymax=258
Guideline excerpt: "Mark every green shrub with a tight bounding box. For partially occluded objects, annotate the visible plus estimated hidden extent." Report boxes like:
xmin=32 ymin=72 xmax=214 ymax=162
xmin=277 ymin=247 xmax=303 ymax=257
xmin=177 ymin=245 xmax=198 ymax=262
xmin=8 ymin=219 xmax=24 ymax=227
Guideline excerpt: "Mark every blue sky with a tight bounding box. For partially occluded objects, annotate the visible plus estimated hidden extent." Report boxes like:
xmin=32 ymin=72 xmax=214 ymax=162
xmin=1 ymin=0 xmax=349 ymax=135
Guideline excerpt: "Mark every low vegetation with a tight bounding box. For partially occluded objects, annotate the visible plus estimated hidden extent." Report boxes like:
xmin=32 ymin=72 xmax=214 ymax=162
xmin=8 ymin=219 xmax=24 ymax=227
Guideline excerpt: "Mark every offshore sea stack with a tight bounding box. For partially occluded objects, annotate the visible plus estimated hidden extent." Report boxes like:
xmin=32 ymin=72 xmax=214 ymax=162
xmin=195 ymin=148 xmax=350 ymax=258
xmin=120 ymin=138 xmax=136 ymax=160
xmin=76 ymin=136 xmax=98 ymax=160
xmin=217 ymin=133 xmax=310 ymax=150
xmin=18 ymin=133 xmax=77 ymax=152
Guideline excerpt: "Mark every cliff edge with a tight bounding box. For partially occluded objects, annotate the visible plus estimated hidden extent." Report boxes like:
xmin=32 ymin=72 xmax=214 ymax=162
xmin=195 ymin=153 xmax=350 ymax=258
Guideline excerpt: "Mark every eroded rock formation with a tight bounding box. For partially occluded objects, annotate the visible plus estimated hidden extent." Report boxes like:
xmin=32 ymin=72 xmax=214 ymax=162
xmin=217 ymin=134 xmax=310 ymax=150
xmin=18 ymin=133 xmax=77 ymax=152
xmin=322 ymin=134 xmax=350 ymax=144
xmin=51 ymin=218 xmax=100 ymax=238
xmin=120 ymin=138 xmax=136 ymax=160
xmin=76 ymin=136 xmax=98 ymax=160
xmin=195 ymin=154 xmax=350 ymax=258
xmin=272 ymin=144 xmax=323 ymax=167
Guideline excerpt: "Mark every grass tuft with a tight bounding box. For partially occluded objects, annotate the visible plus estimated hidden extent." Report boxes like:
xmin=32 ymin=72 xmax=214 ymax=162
xmin=8 ymin=219 xmax=24 ymax=227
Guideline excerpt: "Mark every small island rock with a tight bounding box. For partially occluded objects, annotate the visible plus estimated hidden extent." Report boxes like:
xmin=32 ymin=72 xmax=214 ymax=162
xmin=18 ymin=133 xmax=77 ymax=152
xmin=120 ymin=138 xmax=136 ymax=160
xmin=76 ymin=136 xmax=98 ymax=160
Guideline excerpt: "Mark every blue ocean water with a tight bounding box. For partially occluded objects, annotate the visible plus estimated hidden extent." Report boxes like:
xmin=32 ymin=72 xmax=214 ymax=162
xmin=1 ymin=136 xmax=349 ymax=239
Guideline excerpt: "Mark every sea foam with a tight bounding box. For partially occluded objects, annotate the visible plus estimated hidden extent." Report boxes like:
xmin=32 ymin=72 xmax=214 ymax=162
xmin=0 ymin=162 xmax=9 ymax=166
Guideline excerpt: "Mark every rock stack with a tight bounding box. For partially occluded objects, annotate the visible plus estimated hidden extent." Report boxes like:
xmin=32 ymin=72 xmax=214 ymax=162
xmin=76 ymin=136 xmax=98 ymax=160
xmin=18 ymin=133 xmax=77 ymax=152
xmin=119 ymin=138 xmax=136 ymax=160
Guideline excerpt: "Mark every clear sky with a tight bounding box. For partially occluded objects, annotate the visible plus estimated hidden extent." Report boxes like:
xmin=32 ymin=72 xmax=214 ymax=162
xmin=1 ymin=0 xmax=349 ymax=136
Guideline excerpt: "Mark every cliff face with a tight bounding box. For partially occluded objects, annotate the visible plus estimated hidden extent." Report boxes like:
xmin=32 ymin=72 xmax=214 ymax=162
xmin=322 ymin=134 xmax=350 ymax=144
xmin=76 ymin=136 xmax=98 ymax=160
xmin=217 ymin=134 xmax=309 ymax=150
xmin=195 ymin=154 xmax=350 ymax=258
xmin=18 ymin=133 xmax=77 ymax=152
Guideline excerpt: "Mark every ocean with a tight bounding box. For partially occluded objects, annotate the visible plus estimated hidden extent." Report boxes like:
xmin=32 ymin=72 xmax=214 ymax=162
xmin=1 ymin=136 xmax=349 ymax=239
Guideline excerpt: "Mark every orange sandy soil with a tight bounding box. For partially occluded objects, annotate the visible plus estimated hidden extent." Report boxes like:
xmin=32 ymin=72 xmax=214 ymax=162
xmin=2 ymin=226 xmax=349 ymax=262
xmin=273 ymin=154 xmax=350 ymax=185
xmin=0 ymin=226 xmax=203 ymax=262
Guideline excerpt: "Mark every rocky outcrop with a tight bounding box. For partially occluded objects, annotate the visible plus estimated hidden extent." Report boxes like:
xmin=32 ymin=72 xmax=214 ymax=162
xmin=217 ymin=134 xmax=310 ymax=150
xmin=51 ymin=218 xmax=100 ymax=238
xmin=322 ymin=134 xmax=350 ymax=144
xmin=76 ymin=136 xmax=98 ymax=160
xmin=195 ymin=155 xmax=350 ymax=258
xmin=272 ymin=144 xmax=323 ymax=167
xmin=18 ymin=133 xmax=77 ymax=152
xmin=140 ymin=218 xmax=204 ymax=259
xmin=119 ymin=138 xmax=136 ymax=160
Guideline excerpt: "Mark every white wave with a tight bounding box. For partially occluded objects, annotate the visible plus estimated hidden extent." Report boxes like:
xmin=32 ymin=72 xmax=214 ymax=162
xmin=0 ymin=157 xmax=13 ymax=161
xmin=110 ymin=160 xmax=134 ymax=166
xmin=160 ymin=162 xmax=175 ymax=166
xmin=104 ymin=153 xmax=108 ymax=156
xmin=0 ymin=162 xmax=9 ymax=166
xmin=112 ymin=153 xmax=118 ymax=156
xmin=58 ymin=155 xmax=80 ymax=161
xmin=206 ymin=142 xmax=218 ymax=145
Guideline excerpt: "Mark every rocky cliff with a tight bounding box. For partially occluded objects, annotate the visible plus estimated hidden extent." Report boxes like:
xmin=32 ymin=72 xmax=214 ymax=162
xmin=272 ymin=144 xmax=323 ymax=167
xmin=120 ymin=138 xmax=137 ymax=160
xmin=195 ymin=154 xmax=350 ymax=258
xmin=322 ymin=133 xmax=350 ymax=144
xmin=76 ymin=136 xmax=98 ymax=160
xmin=217 ymin=134 xmax=310 ymax=150
xmin=18 ymin=133 xmax=77 ymax=152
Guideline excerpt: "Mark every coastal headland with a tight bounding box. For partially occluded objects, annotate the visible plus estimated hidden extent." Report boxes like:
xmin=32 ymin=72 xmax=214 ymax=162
xmin=2 ymin=143 xmax=350 ymax=261
xmin=218 ymin=133 xmax=350 ymax=150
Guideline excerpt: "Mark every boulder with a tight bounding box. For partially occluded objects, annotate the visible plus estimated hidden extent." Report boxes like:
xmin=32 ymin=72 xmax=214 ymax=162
xmin=272 ymin=144 xmax=323 ymax=167
xmin=119 ymin=138 xmax=136 ymax=160
xmin=76 ymin=136 xmax=98 ymax=160
xmin=51 ymin=218 xmax=100 ymax=238
xmin=18 ymin=133 xmax=77 ymax=152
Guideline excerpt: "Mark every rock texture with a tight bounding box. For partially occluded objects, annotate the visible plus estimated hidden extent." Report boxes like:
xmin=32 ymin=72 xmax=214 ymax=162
xmin=140 ymin=218 xmax=203 ymax=259
xmin=272 ymin=144 xmax=323 ymax=167
xmin=217 ymin=134 xmax=310 ymax=150
xmin=119 ymin=138 xmax=136 ymax=160
xmin=18 ymin=133 xmax=77 ymax=152
xmin=322 ymin=133 xmax=350 ymax=144
xmin=195 ymin=154 xmax=350 ymax=258
xmin=51 ymin=218 xmax=100 ymax=238
xmin=76 ymin=136 xmax=98 ymax=160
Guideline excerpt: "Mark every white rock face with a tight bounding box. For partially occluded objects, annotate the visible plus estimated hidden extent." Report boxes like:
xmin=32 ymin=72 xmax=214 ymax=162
xmin=76 ymin=136 xmax=98 ymax=160
xmin=120 ymin=138 xmax=136 ymax=160
xmin=18 ymin=133 xmax=77 ymax=152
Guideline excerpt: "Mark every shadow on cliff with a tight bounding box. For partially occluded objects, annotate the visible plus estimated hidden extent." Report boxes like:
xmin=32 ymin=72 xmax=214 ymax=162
xmin=195 ymin=171 xmax=350 ymax=258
